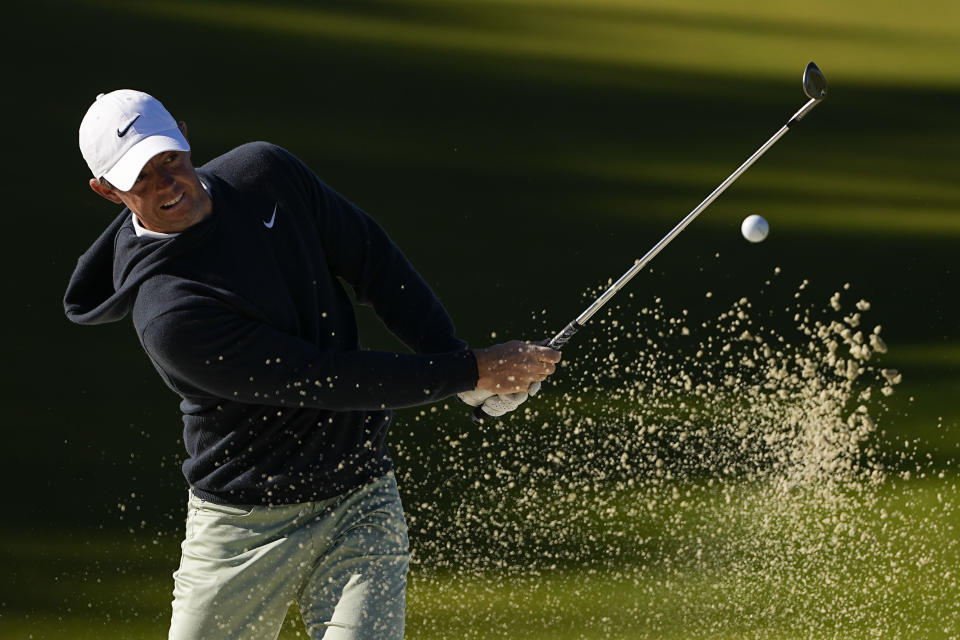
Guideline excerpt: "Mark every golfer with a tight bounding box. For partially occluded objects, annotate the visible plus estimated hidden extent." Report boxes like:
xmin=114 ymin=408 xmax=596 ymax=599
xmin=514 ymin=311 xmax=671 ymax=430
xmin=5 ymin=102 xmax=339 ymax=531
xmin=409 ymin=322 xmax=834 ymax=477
xmin=64 ymin=90 xmax=560 ymax=639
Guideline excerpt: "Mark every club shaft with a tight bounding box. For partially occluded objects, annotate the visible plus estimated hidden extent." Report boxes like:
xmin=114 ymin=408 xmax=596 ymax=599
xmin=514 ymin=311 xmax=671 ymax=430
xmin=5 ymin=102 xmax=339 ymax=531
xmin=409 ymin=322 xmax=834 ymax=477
xmin=559 ymin=99 xmax=818 ymax=338
xmin=476 ymin=91 xmax=824 ymax=422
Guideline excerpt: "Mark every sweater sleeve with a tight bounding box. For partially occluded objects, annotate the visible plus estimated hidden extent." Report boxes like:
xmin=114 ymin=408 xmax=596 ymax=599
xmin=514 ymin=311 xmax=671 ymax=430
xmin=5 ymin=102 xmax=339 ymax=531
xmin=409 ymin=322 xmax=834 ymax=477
xmin=141 ymin=298 xmax=478 ymax=411
xmin=272 ymin=146 xmax=467 ymax=355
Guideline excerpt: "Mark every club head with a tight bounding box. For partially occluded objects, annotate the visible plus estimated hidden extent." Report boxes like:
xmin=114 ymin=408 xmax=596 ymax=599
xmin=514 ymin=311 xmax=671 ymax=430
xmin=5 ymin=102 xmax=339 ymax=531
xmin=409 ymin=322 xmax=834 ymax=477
xmin=803 ymin=62 xmax=828 ymax=100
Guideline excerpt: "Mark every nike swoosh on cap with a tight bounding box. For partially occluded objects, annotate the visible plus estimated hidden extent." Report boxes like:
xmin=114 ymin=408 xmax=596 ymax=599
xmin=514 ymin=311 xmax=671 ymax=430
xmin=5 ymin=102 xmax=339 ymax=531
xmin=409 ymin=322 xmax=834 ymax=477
xmin=263 ymin=204 xmax=277 ymax=229
xmin=117 ymin=114 xmax=141 ymax=137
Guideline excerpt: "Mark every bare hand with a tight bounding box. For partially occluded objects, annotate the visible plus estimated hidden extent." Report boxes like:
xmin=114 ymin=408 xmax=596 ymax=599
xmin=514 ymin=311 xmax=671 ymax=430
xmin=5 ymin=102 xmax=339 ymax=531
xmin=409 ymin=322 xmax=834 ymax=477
xmin=473 ymin=340 xmax=561 ymax=394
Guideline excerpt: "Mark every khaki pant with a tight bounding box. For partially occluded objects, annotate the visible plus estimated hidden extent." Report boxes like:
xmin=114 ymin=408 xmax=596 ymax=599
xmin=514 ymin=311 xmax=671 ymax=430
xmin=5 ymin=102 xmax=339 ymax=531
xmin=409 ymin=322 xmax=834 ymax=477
xmin=169 ymin=472 xmax=409 ymax=640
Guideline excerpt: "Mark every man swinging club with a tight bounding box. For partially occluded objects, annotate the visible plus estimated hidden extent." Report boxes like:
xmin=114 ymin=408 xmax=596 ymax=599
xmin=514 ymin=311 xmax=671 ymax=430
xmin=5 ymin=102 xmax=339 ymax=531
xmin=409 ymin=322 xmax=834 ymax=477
xmin=65 ymin=89 xmax=560 ymax=639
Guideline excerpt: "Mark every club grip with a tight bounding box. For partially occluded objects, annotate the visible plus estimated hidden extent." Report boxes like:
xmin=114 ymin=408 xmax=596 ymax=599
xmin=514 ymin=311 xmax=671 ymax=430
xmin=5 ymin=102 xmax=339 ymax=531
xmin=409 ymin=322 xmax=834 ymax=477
xmin=468 ymin=321 xmax=581 ymax=425
xmin=546 ymin=320 xmax=582 ymax=350
xmin=471 ymin=405 xmax=490 ymax=425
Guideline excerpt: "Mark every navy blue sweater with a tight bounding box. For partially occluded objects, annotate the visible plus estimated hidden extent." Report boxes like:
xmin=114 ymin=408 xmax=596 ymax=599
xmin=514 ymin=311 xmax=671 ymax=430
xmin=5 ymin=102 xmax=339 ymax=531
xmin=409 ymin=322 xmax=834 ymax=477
xmin=65 ymin=142 xmax=478 ymax=505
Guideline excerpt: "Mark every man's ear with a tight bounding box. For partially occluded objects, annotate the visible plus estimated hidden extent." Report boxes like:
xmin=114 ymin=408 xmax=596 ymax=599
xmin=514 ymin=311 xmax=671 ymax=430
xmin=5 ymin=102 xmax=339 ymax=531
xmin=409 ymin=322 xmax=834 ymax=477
xmin=89 ymin=178 xmax=124 ymax=204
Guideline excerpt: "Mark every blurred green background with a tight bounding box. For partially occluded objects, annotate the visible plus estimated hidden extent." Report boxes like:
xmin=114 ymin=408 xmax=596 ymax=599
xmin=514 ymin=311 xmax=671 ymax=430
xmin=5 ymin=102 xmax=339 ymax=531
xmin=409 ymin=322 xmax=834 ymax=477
xmin=3 ymin=0 xmax=958 ymax=637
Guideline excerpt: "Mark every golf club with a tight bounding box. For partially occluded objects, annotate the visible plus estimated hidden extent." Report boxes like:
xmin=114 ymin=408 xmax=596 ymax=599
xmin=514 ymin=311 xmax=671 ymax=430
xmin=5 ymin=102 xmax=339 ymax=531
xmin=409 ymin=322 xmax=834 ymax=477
xmin=473 ymin=62 xmax=828 ymax=424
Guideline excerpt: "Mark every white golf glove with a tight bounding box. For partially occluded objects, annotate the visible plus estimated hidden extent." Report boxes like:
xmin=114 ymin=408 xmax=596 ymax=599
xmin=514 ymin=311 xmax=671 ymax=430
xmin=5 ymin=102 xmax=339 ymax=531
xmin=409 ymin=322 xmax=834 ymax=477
xmin=458 ymin=382 xmax=541 ymax=417
xmin=457 ymin=388 xmax=495 ymax=407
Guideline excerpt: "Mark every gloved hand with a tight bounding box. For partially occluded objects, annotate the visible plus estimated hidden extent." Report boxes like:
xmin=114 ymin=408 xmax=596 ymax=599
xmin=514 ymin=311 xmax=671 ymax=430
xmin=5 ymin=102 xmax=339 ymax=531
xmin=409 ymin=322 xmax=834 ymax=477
xmin=457 ymin=388 xmax=495 ymax=407
xmin=458 ymin=382 xmax=541 ymax=417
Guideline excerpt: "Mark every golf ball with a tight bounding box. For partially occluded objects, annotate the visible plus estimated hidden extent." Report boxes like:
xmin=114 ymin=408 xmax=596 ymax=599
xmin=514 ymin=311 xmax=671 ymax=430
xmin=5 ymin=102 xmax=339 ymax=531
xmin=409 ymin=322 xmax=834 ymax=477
xmin=741 ymin=214 xmax=769 ymax=243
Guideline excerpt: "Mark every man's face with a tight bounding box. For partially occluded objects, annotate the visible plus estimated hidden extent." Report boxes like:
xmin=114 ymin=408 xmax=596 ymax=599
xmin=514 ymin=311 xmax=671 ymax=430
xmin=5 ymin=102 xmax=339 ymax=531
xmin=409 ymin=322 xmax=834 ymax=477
xmin=96 ymin=149 xmax=212 ymax=233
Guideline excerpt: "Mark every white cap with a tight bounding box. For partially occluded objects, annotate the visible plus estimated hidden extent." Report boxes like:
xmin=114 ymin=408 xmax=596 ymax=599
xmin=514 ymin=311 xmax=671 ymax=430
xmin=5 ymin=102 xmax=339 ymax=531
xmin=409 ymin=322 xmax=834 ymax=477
xmin=79 ymin=90 xmax=190 ymax=191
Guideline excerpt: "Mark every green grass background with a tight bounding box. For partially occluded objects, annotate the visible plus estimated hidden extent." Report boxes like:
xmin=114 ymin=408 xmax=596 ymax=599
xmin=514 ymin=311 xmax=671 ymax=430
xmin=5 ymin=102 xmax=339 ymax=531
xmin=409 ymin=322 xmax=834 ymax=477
xmin=3 ymin=0 xmax=958 ymax=637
